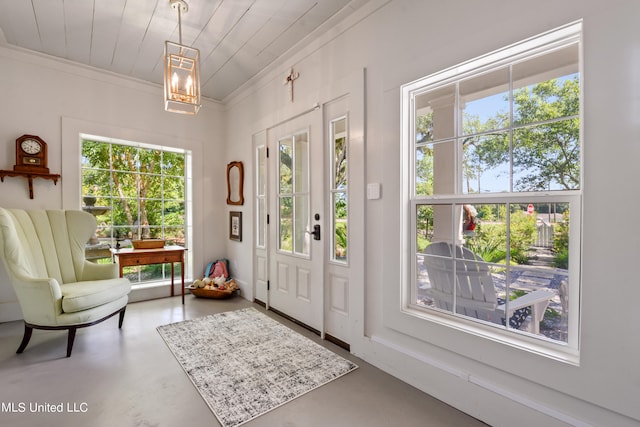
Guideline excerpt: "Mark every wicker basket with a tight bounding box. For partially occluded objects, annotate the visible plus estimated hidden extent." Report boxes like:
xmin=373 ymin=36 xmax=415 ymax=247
xmin=187 ymin=280 xmax=238 ymax=299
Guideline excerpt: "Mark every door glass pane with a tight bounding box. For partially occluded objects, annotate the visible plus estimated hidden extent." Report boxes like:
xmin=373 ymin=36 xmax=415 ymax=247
xmin=279 ymin=138 xmax=293 ymax=194
xmin=294 ymin=195 xmax=309 ymax=255
xmin=257 ymin=146 xmax=266 ymax=196
xmin=256 ymin=144 xmax=267 ymax=249
xmin=294 ymin=131 xmax=309 ymax=193
xmin=333 ymin=119 xmax=347 ymax=189
xmin=278 ymin=130 xmax=309 ymax=255
xmin=279 ymin=196 xmax=292 ymax=252
xmin=331 ymin=117 xmax=348 ymax=263
xmin=334 ymin=192 xmax=347 ymax=261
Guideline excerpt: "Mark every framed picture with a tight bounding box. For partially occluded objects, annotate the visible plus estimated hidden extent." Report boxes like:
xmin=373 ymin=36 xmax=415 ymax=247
xmin=229 ymin=211 xmax=242 ymax=241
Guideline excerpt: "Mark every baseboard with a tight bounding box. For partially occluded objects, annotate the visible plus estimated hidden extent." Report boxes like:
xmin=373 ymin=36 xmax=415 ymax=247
xmin=365 ymin=335 xmax=639 ymax=427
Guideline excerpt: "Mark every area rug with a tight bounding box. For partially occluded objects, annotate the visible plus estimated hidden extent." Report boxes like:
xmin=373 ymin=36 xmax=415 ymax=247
xmin=156 ymin=307 xmax=358 ymax=427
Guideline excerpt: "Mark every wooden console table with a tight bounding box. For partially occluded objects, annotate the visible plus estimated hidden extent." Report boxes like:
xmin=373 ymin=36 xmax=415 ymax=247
xmin=111 ymin=245 xmax=187 ymax=304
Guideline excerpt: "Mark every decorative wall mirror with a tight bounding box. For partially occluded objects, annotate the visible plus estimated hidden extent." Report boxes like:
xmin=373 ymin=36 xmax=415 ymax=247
xmin=226 ymin=161 xmax=244 ymax=205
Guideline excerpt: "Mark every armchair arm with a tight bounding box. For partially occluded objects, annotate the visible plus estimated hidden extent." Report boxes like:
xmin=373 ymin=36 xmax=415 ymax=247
xmin=497 ymin=289 xmax=555 ymax=334
xmin=501 ymin=289 xmax=555 ymax=312
xmin=10 ymin=273 xmax=63 ymax=325
xmin=81 ymin=260 xmax=119 ymax=281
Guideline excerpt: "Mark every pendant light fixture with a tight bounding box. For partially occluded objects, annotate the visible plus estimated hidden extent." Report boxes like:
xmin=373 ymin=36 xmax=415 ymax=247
xmin=164 ymin=0 xmax=200 ymax=114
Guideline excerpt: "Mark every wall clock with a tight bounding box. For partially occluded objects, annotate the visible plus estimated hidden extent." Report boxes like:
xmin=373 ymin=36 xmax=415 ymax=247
xmin=14 ymin=134 xmax=49 ymax=173
xmin=0 ymin=134 xmax=59 ymax=199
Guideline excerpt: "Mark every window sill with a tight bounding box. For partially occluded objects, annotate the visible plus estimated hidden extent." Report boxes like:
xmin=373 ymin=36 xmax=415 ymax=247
xmin=402 ymin=305 xmax=580 ymax=366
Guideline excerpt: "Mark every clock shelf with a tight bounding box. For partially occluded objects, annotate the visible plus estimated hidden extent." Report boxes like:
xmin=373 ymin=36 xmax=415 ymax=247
xmin=0 ymin=170 xmax=61 ymax=199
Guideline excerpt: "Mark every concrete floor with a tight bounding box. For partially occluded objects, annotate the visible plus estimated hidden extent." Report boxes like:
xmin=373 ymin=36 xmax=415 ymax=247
xmin=0 ymin=296 xmax=487 ymax=427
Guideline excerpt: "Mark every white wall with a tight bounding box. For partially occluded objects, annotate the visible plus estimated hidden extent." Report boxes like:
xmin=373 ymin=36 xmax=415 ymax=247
xmin=1 ymin=0 xmax=639 ymax=425
xmin=0 ymin=44 xmax=227 ymax=319
xmin=223 ymin=0 xmax=640 ymax=426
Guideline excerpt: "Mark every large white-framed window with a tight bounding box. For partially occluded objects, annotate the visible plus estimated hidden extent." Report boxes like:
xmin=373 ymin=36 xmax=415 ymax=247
xmin=401 ymin=22 xmax=582 ymax=359
xmin=81 ymin=135 xmax=192 ymax=287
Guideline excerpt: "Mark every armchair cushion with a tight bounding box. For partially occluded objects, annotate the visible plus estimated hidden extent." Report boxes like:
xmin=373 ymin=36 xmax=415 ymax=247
xmin=61 ymin=279 xmax=131 ymax=313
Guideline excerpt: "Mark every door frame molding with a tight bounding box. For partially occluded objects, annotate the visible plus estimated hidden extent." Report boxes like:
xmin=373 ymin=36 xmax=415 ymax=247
xmin=251 ymin=68 xmax=366 ymax=352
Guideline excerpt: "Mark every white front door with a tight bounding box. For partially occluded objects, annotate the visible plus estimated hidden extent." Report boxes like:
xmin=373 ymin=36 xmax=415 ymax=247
xmin=267 ymin=110 xmax=324 ymax=332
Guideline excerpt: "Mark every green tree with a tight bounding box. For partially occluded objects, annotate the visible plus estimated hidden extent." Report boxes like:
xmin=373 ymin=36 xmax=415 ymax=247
xmin=415 ymin=113 xmax=435 ymax=250
xmin=462 ymin=115 xmax=509 ymax=194
xmin=484 ymin=77 xmax=580 ymax=191
xmin=466 ymin=207 xmax=536 ymax=264
xmin=553 ymin=209 xmax=570 ymax=269
xmin=81 ymin=140 xmax=185 ymax=241
xmin=415 ymin=113 xmax=434 ymax=196
xmin=509 ymin=208 xmax=537 ymax=264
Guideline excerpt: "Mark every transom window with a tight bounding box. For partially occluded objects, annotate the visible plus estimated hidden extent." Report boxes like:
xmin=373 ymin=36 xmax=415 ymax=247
xmin=402 ymin=22 xmax=582 ymax=358
xmin=81 ymin=137 xmax=191 ymax=286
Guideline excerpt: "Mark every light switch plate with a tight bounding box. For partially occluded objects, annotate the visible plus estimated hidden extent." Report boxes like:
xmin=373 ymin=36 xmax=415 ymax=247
xmin=367 ymin=183 xmax=381 ymax=200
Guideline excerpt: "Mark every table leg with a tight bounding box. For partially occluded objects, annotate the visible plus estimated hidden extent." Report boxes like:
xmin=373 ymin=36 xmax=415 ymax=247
xmin=171 ymin=263 xmax=175 ymax=297
xmin=180 ymin=261 xmax=184 ymax=305
xmin=181 ymin=261 xmax=185 ymax=304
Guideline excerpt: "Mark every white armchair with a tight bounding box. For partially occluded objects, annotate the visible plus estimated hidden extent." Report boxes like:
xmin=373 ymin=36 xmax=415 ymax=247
xmin=0 ymin=208 xmax=131 ymax=357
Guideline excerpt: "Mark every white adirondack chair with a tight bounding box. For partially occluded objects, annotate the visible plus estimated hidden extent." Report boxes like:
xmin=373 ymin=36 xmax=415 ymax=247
xmin=423 ymin=242 xmax=554 ymax=334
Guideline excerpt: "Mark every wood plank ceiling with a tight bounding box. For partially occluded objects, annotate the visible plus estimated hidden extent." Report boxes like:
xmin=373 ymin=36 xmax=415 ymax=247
xmin=0 ymin=0 xmax=365 ymax=101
